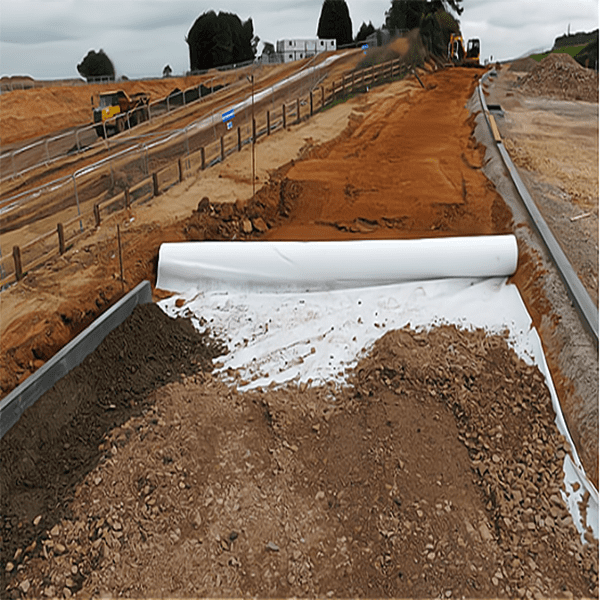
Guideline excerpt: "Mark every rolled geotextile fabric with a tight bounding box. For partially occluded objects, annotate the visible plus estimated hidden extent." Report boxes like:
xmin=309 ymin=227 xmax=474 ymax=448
xmin=156 ymin=235 xmax=518 ymax=293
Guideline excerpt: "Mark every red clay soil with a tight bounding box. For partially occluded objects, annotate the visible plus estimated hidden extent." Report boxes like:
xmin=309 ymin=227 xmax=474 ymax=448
xmin=263 ymin=68 xmax=512 ymax=241
xmin=0 ymin=67 xmax=512 ymax=400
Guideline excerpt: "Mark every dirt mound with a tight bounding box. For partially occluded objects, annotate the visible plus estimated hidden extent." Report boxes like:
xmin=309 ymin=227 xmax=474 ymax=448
xmin=3 ymin=324 xmax=597 ymax=597
xmin=358 ymin=30 xmax=427 ymax=70
xmin=0 ymin=302 xmax=223 ymax=593
xmin=516 ymin=53 xmax=599 ymax=102
xmin=508 ymin=57 xmax=539 ymax=72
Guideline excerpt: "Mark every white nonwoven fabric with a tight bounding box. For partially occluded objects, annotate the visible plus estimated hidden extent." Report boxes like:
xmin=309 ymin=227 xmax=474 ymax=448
xmin=156 ymin=237 xmax=597 ymax=541
xmin=156 ymin=236 xmax=518 ymax=293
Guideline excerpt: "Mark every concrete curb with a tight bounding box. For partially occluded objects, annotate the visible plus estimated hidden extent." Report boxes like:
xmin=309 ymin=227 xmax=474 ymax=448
xmin=478 ymin=70 xmax=599 ymax=347
xmin=0 ymin=280 xmax=152 ymax=439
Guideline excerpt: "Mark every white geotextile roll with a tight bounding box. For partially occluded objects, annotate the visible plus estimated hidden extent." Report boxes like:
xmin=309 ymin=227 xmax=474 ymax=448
xmin=156 ymin=235 xmax=518 ymax=293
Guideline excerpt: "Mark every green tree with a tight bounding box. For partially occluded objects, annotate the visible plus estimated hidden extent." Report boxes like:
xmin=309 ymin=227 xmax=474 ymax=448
xmin=77 ymin=49 xmax=115 ymax=81
xmin=355 ymin=21 xmax=376 ymax=43
xmin=186 ymin=11 xmax=257 ymax=71
xmin=317 ymin=0 xmax=353 ymax=47
xmin=386 ymin=0 xmax=462 ymax=31
xmin=385 ymin=1 xmax=462 ymax=58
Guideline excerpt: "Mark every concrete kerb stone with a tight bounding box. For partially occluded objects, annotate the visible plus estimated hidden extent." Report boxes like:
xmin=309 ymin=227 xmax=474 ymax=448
xmin=467 ymin=85 xmax=599 ymax=491
xmin=0 ymin=280 xmax=153 ymax=440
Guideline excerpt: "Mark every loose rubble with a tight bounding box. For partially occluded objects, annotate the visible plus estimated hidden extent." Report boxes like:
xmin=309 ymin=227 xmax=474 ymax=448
xmin=516 ymin=53 xmax=599 ymax=102
xmin=3 ymin=325 xmax=596 ymax=598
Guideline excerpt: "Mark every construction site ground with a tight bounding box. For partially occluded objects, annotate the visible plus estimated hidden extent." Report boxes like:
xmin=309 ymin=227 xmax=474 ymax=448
xmin=0 ymin=63 xmax=598 ymax=598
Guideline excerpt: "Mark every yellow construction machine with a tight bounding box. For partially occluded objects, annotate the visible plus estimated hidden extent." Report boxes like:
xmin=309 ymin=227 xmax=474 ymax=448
xmin=448 ymin=34 xmax=481 ymax=67
xmin=93 ymin=90 xmax=150 ymax=138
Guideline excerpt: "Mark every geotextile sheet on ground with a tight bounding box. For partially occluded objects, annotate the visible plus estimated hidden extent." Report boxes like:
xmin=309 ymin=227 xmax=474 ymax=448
xmin=157 ymin=238 xmax=598 ymax=542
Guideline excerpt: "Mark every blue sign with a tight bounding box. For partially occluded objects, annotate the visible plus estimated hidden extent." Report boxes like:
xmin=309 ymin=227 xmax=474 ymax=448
xmin=222 ymin=109 xmax=235 ymax=123
xmin=362 ymin=44 xmax=369 ymax=50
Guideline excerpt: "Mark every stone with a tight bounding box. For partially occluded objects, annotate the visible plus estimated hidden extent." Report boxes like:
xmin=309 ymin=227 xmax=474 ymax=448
xmin=266 ymin=541 xmax=280 ymax=552
xmin=5 ymin=562 xmax=14 ymax=573
xmin=197 ymin=197 xmax=210 ymax=212
xmin=315 ymin=491 xmax=325 ymax=500
xmin=252 ymin=217 xmax=268 ymax=233
xmin=478 ymin=523 xmax=493 ymax=542
xmin=241 ymin=219 xmax=253 ymax=234
xmin=33 ymin=515 xmax=42 ymax=527
xmin=19 ymin=580 xmax=30 ymax=594
xmin=54 ymin=543 xmax=66 ymax=555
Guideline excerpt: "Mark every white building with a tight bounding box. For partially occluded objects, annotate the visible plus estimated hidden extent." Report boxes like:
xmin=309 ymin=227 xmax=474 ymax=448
xmin=275 ymin=39 xmax=337 ymax=63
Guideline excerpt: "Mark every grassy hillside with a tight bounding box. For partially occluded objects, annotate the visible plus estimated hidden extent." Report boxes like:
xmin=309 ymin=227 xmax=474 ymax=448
xmin=529 ymin=45 xmax=587 ymax=62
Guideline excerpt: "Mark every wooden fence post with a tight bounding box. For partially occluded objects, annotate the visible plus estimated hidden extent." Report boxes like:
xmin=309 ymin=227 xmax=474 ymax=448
xmin=125 ymin=187 xmax=131 ymax=209
xmin=94 ymin=203 xmax=101 ymax=227
xmin=13 ymin=246 xmax=23 ymax=281
xmin=321 ymin=86 xmax=324 ymax=107
xmin=342 ymin=75 xmax=346 ymax=95
xmin=282 ymin=104 xmax=286 ymax=129
xmin=152 ymin=172 xmax=160 ymax=197
xmin=220 ymin=136 xmax=225 ymax=161
xmin=252 ymin=118 xmax=256 ymax=142
xmin=296 ymin=98 xmax=300 ymax=123
xmin=238 ymin=127 xmax=242 ymax=151
xmin=310 ymin=92 xmax=313 ymax=116
xmin=178 ymin=157 xmax=184 ymax=183
xmin=57 ymin=223 xmax=66 ymax=255
xmin=201 ymin=147 xmax=205 ymax=170
xmin=267 ymin=111 xmax=271 ymax=135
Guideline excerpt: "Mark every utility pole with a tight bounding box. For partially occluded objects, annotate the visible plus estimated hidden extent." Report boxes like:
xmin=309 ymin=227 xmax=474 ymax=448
xmin=247 ymin=74 xmax=256 ymax=197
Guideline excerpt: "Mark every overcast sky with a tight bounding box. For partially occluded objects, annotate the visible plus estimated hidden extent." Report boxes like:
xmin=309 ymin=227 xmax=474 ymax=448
xmin=1 ymin=0 xmax=598 ymax=79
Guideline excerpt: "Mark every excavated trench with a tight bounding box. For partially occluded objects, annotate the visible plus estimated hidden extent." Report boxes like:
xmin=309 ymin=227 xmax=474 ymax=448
xmin=0 ymin=66 xmax=597 ymax=598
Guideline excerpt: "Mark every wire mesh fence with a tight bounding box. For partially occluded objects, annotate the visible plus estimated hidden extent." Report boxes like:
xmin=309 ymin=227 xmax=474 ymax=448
xmin=0 ymin=56 xmax=410 ymax=288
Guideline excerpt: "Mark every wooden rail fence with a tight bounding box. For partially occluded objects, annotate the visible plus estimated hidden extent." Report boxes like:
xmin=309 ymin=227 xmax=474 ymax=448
xmin=1 ymin=57 xmax=412 ymax=287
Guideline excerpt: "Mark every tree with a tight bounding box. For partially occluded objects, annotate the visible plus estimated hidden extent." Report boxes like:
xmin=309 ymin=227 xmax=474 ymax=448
xmin=162 ymin=64 xmax=173 ymax=78
xmin=77 ymin=49 xmax=115 ymax=81
xmin=186 ymin=11 xmax=258 ymax=71
xmin=385 ymin=1 xmax=462 ymax=58
xmin=317 ymin=0 xmax=353 ymax=47
xmin=385 ymin=0 xmax=462 ymax=31
xmin=355 ymin=21 xmax=376 ymax=43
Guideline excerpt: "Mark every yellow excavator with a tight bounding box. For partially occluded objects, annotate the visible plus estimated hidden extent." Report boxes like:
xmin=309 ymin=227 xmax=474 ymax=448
xmin=448 ymin=34 xmax=481 ymax=67
xmin=93 ymin=90 xmax=150 ymax=138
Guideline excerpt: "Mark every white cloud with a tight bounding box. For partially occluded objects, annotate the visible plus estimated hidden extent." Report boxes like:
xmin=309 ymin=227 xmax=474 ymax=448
xmin=0 ymin=0 xmax=598 ymax=78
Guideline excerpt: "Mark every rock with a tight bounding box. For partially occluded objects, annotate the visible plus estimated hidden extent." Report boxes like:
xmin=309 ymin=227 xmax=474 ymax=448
xmin=427 ymin=552 xmax=436 ymax=561
xmin=478 ymin=523 xmax=493 ymax=542
xmin=315 ymin=491 xmax=325 ymax=500
xmin=63 ymin=588 xmax=72 ymax=598
xmin=33 ymin=515 xmax=42 ymax=527
xmin=54 ymin=543 xmax=66 ymax=555
xmin=241 ymin=219 xmax=253 ymax=234
xmin=197 ymin=197 xmax=210 ymax=212
xmin=44 ymin=586 xmax=56 ymax=597
xmin=252 ymin=217 xmax=268 ymax=233
xmin=5 ymin=562 xmax=14 ymax=573
xmin=19 ymin=580 xmax=30 ymax=594
xmin=266 ymin=541 xmax=280 ymax=552
xmin=175 ymin=298 xmax=185 ymax=308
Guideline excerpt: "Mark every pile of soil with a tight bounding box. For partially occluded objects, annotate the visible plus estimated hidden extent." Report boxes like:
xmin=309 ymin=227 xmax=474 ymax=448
xmin=0 ymin=303 xmax=223 ymax=593
xmin=508 ymin=57 xmax=539 ymax=72
xmin=516 ymin=53 xmax=599 ymax=102
xmin=2 ymin=323 xmax=597 ymax=598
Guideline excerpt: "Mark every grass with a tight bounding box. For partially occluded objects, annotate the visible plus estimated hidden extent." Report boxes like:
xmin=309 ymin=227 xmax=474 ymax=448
xmin=529 ymin=45 xmax=587 ymax=62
